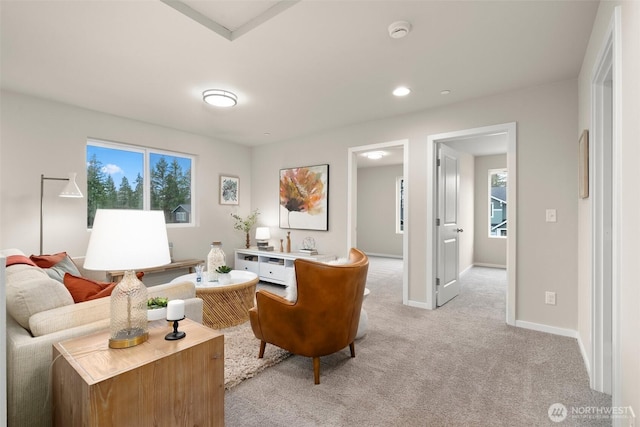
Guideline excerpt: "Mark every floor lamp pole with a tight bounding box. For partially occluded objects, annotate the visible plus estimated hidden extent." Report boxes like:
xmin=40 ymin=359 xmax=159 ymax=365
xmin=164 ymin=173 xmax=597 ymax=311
xmin=40 ymin=174 xmax=70 ymax=255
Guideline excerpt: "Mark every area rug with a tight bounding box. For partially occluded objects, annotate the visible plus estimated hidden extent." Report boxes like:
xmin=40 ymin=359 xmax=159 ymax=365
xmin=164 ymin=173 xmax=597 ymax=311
xmin=222 ymin=322 xmax=291 ymax=389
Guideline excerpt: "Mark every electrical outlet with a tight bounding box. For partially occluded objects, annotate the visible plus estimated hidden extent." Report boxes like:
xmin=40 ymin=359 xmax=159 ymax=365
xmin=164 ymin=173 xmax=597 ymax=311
xmin=545 ymin=291 xmax=556 ymax=305
xmin=546 ymin=209 xmax=557 ymax=222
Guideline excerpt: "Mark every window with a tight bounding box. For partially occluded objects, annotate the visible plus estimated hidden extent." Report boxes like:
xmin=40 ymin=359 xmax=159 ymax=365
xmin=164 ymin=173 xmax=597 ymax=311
xmin=488 ymin=169 xmax=507 ymax=237
xmin=396 ymin=176 xmax=404 ymax=234
xmin=86 ymin=140 xmax=194 ymax=227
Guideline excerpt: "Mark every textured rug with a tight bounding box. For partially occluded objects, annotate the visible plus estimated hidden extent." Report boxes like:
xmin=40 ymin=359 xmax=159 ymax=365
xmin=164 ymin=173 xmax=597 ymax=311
xmin=222 ymin=322 xmax=290 ymax=389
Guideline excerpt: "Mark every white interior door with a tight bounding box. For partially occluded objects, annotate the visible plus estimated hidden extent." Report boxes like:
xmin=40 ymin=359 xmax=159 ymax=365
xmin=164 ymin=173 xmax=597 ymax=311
xmin=437 ymin=144 xmax=461 ymax=306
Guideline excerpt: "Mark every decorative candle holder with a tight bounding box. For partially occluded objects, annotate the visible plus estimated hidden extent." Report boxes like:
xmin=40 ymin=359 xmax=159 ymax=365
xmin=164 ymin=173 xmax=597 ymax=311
xmin=165 ymin=317 xmax=186 ymax=340
xmin=165 ymin=299 xmax=186 ymax=340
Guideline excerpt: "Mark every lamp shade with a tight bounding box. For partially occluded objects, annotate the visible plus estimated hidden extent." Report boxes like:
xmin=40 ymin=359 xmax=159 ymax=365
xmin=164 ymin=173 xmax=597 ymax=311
xmin=59 ymin=172 xmax=83 ymax=198
xmin=255 ymin=227 xmax=271 ymax=240
xmin=84 ymin=209 xmax=171 ymax=271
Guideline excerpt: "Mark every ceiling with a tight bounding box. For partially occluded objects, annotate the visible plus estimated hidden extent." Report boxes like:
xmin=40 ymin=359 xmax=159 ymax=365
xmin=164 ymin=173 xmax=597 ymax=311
xmin=0 ymin=1 xmax=599 ymax=147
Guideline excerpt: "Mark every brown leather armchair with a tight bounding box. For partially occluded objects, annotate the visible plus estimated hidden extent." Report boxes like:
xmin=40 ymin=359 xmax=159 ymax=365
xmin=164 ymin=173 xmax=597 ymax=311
xmin=249 ymin=248 xmax=369 ymax=384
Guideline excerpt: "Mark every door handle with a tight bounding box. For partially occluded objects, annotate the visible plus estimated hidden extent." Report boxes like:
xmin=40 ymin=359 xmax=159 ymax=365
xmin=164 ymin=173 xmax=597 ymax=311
xmin=456 ymin=228 xmax=464 ymax=233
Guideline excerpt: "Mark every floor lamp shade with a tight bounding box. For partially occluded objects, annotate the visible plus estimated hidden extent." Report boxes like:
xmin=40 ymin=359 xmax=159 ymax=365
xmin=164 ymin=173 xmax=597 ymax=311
xmin=39 ymin=172 xmax=83 ymax=255
xmin=84 ymin=209 xmax=171 ymax=348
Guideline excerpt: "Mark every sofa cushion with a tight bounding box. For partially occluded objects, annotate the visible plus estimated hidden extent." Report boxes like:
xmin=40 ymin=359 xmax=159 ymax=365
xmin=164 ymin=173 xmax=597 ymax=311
xmin=28 ymin=299 xmax=111 ymax=337
xmin=5 ymin=264 xmax=74 ymax=330
xmin=30 ymin=252 xmax=81 ymax=282
xmin=63 ymin=273 xmax=117 ymax=303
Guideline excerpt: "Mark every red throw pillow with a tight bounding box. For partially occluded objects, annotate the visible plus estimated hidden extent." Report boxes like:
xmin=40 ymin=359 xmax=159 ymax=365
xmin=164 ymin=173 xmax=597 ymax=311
xmin=63 ymin=272 xmax=145 ymax=303
xmin=6 ymin=255 xmax=38 ymax=267
xmin=63 ymin=273 xmax=113 ymax=303
xmin=29 ymin=252 xmax=69 ymax=268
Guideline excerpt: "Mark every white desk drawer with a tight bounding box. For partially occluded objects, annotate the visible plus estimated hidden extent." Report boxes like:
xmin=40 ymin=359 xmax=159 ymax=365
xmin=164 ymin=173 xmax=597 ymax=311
xmin=259 ymin=262 xmax=287 ymax=283
xmin=235 ymin=259 xmax=259 ymax=275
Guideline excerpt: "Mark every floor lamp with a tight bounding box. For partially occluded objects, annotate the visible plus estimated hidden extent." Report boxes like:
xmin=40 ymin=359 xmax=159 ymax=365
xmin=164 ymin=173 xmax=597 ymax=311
xmin=40 ymin=172 xmax=83 ymax=255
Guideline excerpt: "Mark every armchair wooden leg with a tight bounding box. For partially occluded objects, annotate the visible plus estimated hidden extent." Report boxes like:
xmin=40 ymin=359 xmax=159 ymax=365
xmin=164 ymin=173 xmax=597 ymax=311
xmin=258 ymin=341 xmax=266 ymax=358
xmin=350 ymin=342 xmax=356 ymax=358
xmin=313 ymin=357 xmax=320 ymax=384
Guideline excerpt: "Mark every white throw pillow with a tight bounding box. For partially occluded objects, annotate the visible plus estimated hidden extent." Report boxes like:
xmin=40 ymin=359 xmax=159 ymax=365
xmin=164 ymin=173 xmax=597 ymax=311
xmin=284 ymin=257 xmax=350 ymax=303
xmin=284 ymin=268 xmax=297 ymax=302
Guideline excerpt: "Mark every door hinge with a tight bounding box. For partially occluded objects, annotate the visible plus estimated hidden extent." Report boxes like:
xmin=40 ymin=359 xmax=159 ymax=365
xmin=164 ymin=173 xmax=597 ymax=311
xmin=436 ymin=277 xmax=441 ymax=287
xmin=436 ymin=218 xmax=440 ymax=226
xmin=437 ymin=158 xmax=441 ymax=167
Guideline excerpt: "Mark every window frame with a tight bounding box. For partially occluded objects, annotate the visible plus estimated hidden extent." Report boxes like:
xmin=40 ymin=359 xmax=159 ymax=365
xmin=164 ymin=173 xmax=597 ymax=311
xmin=396 ymin=175 xmax=405 ymax=234
xmin=87 ymin=138 xmax=196 ymax=228
xmin=488 ymin=168 xmax=507 ymax=239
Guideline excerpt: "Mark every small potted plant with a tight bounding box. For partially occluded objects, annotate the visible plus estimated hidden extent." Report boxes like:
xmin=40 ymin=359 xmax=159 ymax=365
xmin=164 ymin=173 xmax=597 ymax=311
xmin=215 ymin=265 xmax=232 ymax=285
xmin=147 ymin=296 xmax=168 ymax=321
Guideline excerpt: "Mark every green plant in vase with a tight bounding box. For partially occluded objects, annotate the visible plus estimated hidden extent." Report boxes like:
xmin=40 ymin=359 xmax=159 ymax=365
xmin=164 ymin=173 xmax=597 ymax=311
xmin=215 ymin=265 xmax=233 ymax=285
xmin=231 ymin=209 xmax=260 ymax=248
xmin=147 ymin=297 xmax=169 ymax=321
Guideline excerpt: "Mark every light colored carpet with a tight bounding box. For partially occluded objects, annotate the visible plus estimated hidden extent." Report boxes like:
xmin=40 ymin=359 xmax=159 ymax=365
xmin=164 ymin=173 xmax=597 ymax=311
xmin=225 ymin=257 xmax=611 ymax=426
xmin=222 ymin=322 xmax=290 ymax=390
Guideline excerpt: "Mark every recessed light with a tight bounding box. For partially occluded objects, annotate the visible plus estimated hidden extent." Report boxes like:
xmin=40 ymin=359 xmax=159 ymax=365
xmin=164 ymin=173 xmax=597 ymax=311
xmin=393 ymin=87 xmax=411 ymax=97
xmin=440 ymin=89 xmax=451 ymax=95
xmin=363 ymin=151 xmax=386 ymax=160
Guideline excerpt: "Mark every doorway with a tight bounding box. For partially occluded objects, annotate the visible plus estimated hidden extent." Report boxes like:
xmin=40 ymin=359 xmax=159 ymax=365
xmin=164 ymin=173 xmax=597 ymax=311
xmin=427 ymin=123 xmax=517 ymax=324
xmin=347 ymin=139 xmax=409 ymax=304
xmin=590 ymin=7 xmax=620 ymax=399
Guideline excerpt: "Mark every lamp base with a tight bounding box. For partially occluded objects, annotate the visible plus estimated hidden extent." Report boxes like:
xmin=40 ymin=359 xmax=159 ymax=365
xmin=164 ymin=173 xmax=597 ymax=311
xmin=109 ymin=328 xmax=149 ymax=349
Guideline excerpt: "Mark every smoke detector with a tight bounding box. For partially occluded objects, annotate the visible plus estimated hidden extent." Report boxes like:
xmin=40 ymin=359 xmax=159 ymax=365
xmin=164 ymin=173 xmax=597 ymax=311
xmin=388 ymin=21 xmax=411 ymax=39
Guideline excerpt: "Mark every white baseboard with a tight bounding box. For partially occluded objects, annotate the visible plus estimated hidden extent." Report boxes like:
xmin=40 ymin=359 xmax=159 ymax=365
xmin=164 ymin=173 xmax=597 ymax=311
xmin=473 ymin=262 xmax=507 ymax=269
xmin=515 ymin=320 xmax=578 ymax=338
xmin=576 ymin=333 xmax=591 ymax=379
xmin=366 ymin=252 xmax=403 ymax=259
xmin=406 ymin=299 xmax=431 ymax=310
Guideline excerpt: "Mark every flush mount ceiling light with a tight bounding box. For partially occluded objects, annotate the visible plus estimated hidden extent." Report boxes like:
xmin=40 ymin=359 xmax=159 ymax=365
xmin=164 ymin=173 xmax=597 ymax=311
xmin=363 ymin=151 xmax=386 ymax=160
xmin=393 ymin=86 xmax=411 ymax=97
xmin=388 ymin=21 xmax=411 ymax=39
xmin=203 ymin=89 xmax=237 ymax=107
xmin=440 ymin=89 xmax=452 ymax=95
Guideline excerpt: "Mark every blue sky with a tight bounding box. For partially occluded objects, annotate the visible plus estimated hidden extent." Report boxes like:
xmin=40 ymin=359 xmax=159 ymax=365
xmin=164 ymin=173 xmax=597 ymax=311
xmin=87 ymin=145 xmax=191 ymax=188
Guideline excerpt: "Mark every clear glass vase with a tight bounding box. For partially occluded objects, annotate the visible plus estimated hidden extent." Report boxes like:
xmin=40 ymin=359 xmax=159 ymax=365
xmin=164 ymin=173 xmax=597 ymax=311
xmin=207 ymin=241 xmax=226 ymax=281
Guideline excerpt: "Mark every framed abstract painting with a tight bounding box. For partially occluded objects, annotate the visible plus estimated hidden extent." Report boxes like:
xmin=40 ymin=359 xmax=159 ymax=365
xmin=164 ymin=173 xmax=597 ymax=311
xmin=220 ymin=175 xmax=239 ymax=205
xmin=279 ymin=164 xmax=329 ymax=230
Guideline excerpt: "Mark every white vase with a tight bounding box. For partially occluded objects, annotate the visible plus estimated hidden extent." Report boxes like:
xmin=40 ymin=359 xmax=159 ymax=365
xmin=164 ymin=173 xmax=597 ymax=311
xmin=147 ymin=307 xmax=167 ymax=321
xmin=218 ymin=273 xmax=231 ymax=285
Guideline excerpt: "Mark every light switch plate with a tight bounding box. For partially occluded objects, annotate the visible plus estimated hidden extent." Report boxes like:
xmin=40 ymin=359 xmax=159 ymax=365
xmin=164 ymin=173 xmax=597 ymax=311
xmin=546 ymin=209 xmax=557 ymax=222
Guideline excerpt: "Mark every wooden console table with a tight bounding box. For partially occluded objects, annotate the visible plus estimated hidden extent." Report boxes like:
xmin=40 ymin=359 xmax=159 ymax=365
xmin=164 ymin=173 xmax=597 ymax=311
xmin=106 ymin=258 xmax=203 ymax=282
xmin=52 ymin=319 xmax=224 ymax=426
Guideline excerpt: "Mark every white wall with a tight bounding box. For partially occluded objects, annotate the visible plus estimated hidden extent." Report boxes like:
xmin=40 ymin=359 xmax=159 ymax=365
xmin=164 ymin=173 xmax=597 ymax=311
xmin=474 ymin=154 xmax=507 ymax=267
xmin=0 ymin=90 xmax=253 ymax=266
xmin=356 ymin=165 xmax=403 ymax=257
xmin=577 ymin=0 xmax=640 ymax=415
xmin=251 ymin=78 xmax=579 ymax=329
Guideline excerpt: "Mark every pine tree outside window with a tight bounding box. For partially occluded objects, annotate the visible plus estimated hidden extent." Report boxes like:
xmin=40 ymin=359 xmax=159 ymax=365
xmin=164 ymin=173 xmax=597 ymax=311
xmin=86 ymin=139 xmax=194 ymax=228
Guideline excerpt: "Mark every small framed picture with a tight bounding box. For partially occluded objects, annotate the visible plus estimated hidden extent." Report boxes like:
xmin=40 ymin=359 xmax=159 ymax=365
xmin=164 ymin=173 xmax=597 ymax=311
xmin=220 ymin=175 xmax=239 ymax=205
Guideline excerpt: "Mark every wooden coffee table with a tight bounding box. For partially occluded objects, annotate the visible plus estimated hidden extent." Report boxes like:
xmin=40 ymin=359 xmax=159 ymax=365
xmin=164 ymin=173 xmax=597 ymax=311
xmin=171 ymin=270 xmax=259 ymax=329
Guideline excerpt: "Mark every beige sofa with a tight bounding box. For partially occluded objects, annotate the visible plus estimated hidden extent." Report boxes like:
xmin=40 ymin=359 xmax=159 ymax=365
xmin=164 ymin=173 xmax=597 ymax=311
xmin=2 ymin=249 xmax=204 ymax=427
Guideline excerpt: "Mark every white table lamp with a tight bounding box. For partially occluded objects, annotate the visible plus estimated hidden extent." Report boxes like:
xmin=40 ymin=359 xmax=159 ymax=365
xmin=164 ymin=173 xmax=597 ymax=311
xmin=255 ymin=227 xmax=271 ymax=250
xmin=84 ymin=209 xmax=171 ymax=348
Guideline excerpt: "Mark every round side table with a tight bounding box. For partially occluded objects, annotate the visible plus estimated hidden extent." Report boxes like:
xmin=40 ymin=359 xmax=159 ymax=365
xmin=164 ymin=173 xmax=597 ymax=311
xmin=171 ymin=270 xmax=258 ymax=329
